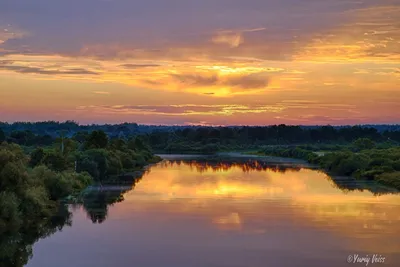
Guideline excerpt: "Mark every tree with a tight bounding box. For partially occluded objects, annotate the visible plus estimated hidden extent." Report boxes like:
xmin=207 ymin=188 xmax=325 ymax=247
xmin=54 ymin=137 xmax=77 ymax=156
xmin=0 ymin=191 xmax=22 ymax=234
xmin=43 ymin=151 xmax=68 ymax=172
xmin=109 ymin=138 xmax=127 ymax=151
xmin=353 ymin=138 xmax=376 ymax=151
xmin=84 ymin=131 xmax=108 ymax=149
xmin=72 ymin=131 xmax=89 ymax=143
xmin=20 ymin=186 xmax=52 ymax=219
xmin=118 ymin=152 xmax=135 ymax=169
xmin=0 ymin=204 xmax=72 ymax=267
xmin=29 ymin=148 xmax=45 ymax=167
xmin=79 ymin=149 xmax=109 ymax=181
xmin=194 ymin=128 xmax=209 ymax=142
xmin=106 ymin=151 xmax=123 ymax=175
xmin=0 ymin=142 xmax=96 ymax=266
xmin=35 ymin=134 xmax=54 ymax=146
xmin=320 ymin=125 xmax=338 ymax=141
xmin=0 ymin=162 xmax=29 ymax=196
xmin=220 ymin=127 xmax=234 ymax=140
xmin=76 ymin=157 xmax=99 ymax=180
xmin=0 ymin=129 xmax=5 ymax=143
xmin=128 ymin=136 xmax=150 ymax=152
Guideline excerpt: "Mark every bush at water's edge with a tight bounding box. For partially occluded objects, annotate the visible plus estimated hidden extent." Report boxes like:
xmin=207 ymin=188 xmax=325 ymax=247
xmin=250 ymin=141 xmax=400 ymax=191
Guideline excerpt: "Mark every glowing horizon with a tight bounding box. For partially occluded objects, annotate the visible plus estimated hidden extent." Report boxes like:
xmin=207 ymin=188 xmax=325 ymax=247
xmin=0 ymin=0 xmax=399 ymax=125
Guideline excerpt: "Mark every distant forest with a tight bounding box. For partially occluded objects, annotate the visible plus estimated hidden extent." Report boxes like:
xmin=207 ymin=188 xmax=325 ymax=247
xmin=1 ymin=121 xmax=399 ymax=152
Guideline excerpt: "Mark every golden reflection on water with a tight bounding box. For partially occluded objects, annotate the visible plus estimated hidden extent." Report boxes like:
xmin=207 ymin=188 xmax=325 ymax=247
xmin=121 ymin=160 xmax=400 ymax=253
xmin=212 ymin=212 xmax=242 ymax=230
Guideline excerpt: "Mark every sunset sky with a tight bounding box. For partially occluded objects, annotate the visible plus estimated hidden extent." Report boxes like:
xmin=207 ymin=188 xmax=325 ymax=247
xmin=0 ymin=0 xmax=399 ymax=125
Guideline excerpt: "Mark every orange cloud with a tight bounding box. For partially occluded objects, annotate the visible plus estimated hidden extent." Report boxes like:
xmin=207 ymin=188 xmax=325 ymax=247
xmin=92 ymin=91 xmax=110 ymax=95
xmin=75 ymin=104 xmax=286 ymax=116
xmin=0 ymin=1 xmax=399 ymax=124
xmin=294 ymin=5 xmax=400 ymax=63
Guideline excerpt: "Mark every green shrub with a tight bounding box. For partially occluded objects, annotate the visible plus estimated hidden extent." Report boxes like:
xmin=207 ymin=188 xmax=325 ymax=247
xmin=0 ymin=191 xmax=22 ymax=234
xmin=118 ymin=151 xmax=135 ymax=170
xmin=0 ymin=162 xmax=29 ymax=196
xmin=392 ymin=160 xmax=400 ymax=171
xmin=353 ymin=138 xmax=376 ymax=151
xmin=84 ymin=130 xmax=109 ymax=149
xmin=76 ymin=156 xmax=99 ymax=180
xmin=43 ymin=151 xmax=67 ymax=172
xmin=106 ymin=151 xmax=123 ymax=175
xmin=319 ymin=152 xmax=370 ymax=176
xmin=29 ymin=147 xmax=45 ymax=167
xmin=20 ymin=186 xmax=52 ymax=219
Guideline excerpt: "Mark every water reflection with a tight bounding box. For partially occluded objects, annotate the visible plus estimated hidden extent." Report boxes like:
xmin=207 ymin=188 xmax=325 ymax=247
xmin=81 ymin=190 xmax=123 ymax=224
xmin=75 ymin=160 xmax=398 ymax=226
xmin=162 ymin=159 xmax=304 ymax=173
xmin=160 ymin=160 xmax=397 ymax=195
xmin=0 ymin=205 xmax=71 ymax=267
xmin=79 ymin=172 xmax=145 ymax=224
xmin=120 ymin=160 xmax=400 ymax=254
xmin=25 ymin=158 xmax=400 ymax=267
xmin=81 ymin=159 xmax=398 ymax=231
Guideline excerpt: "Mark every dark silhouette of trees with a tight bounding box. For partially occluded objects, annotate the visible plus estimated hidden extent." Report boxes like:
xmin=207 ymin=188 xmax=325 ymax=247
xmin=29 ymin=147 xmax=45 ymax=167
xmin=0 ymin=142 xmax=92 ymax=263
xmin=0 ymin=204 xmax=72 ymax=267
xmin=0 ymin=129 xmax=5 ymax=143
xmin=142 ymin=124 xmax=400 ymax=153
xmin=43 ymin=151 xmax=68 ymax=172
xmin=84 ymin=130 xmax=109 ymax=149
xmin=1 ymin=122 xmax=400 ymax=150
xmin=72 ymin=131 xmax=89 ymax=143
xmin=353 ymin=138 xmax=376 ymax=151
xmin=0 ymin=128 xmax=161 ymax=266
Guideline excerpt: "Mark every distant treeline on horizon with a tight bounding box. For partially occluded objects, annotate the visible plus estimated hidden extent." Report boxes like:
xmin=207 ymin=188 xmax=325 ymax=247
xmin=1 ymin=121 xmax=400 ymax=147
xmin=1 ymin=120 xmax=399 ymax=130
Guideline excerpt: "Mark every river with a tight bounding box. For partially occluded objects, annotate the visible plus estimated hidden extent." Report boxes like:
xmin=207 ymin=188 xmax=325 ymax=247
xmin=24 ymin=155 xmax=400 ymax=267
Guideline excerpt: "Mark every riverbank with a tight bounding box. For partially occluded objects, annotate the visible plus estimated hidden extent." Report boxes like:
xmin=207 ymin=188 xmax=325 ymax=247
xmin=23 ymin=157 xmax=400 ymax=267
xmin=248 ymin=146 xmax=400 ymax=191
xmin=0 ymin=132 xmax=163 ymax=262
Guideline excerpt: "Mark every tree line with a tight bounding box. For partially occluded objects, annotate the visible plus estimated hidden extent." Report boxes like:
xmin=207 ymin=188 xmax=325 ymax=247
xmin=0 ymin=129 xmax=161 ymax=266
xmin=254 ymin=139 xmax=400 ymax=190
xmin=1 ymin=122 xmax=400 ymax=143
xmin=2 ymin=124 xmax=400 ymax=154
xmin=143 ymin=125 xmax=400 ymax=153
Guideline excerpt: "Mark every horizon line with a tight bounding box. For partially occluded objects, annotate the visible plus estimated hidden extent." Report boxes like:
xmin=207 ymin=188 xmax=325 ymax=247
xmin=1 ymin=121 xmax=399 ymax=127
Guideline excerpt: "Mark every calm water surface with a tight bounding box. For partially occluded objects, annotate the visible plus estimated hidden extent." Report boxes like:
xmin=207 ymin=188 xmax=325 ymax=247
xmin=26 ymin=157 xmax=400 ymax=267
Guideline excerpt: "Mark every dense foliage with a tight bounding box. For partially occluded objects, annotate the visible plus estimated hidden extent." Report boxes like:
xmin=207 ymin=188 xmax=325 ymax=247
xmin=0 ymin=205 xmax=72 ymax=267
xmin=145 ymin=125 xmax=400 ymax=153
xmin=0 ymin=142 xmax=92 ymax=232
xmin=25 ymin=131 xmax=161 ymax=182
xmin=318 ymin=147 xmax=400 ymax=189
xmin=0 ymin=142 xmax=92 ymax=266
xmin=0 ymin=129 xmax=161 ymax=266
xmin=1 ymin=122 xmax=400 ymax=153
xmin=256 ymin=140 xmax=400 ymax=190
